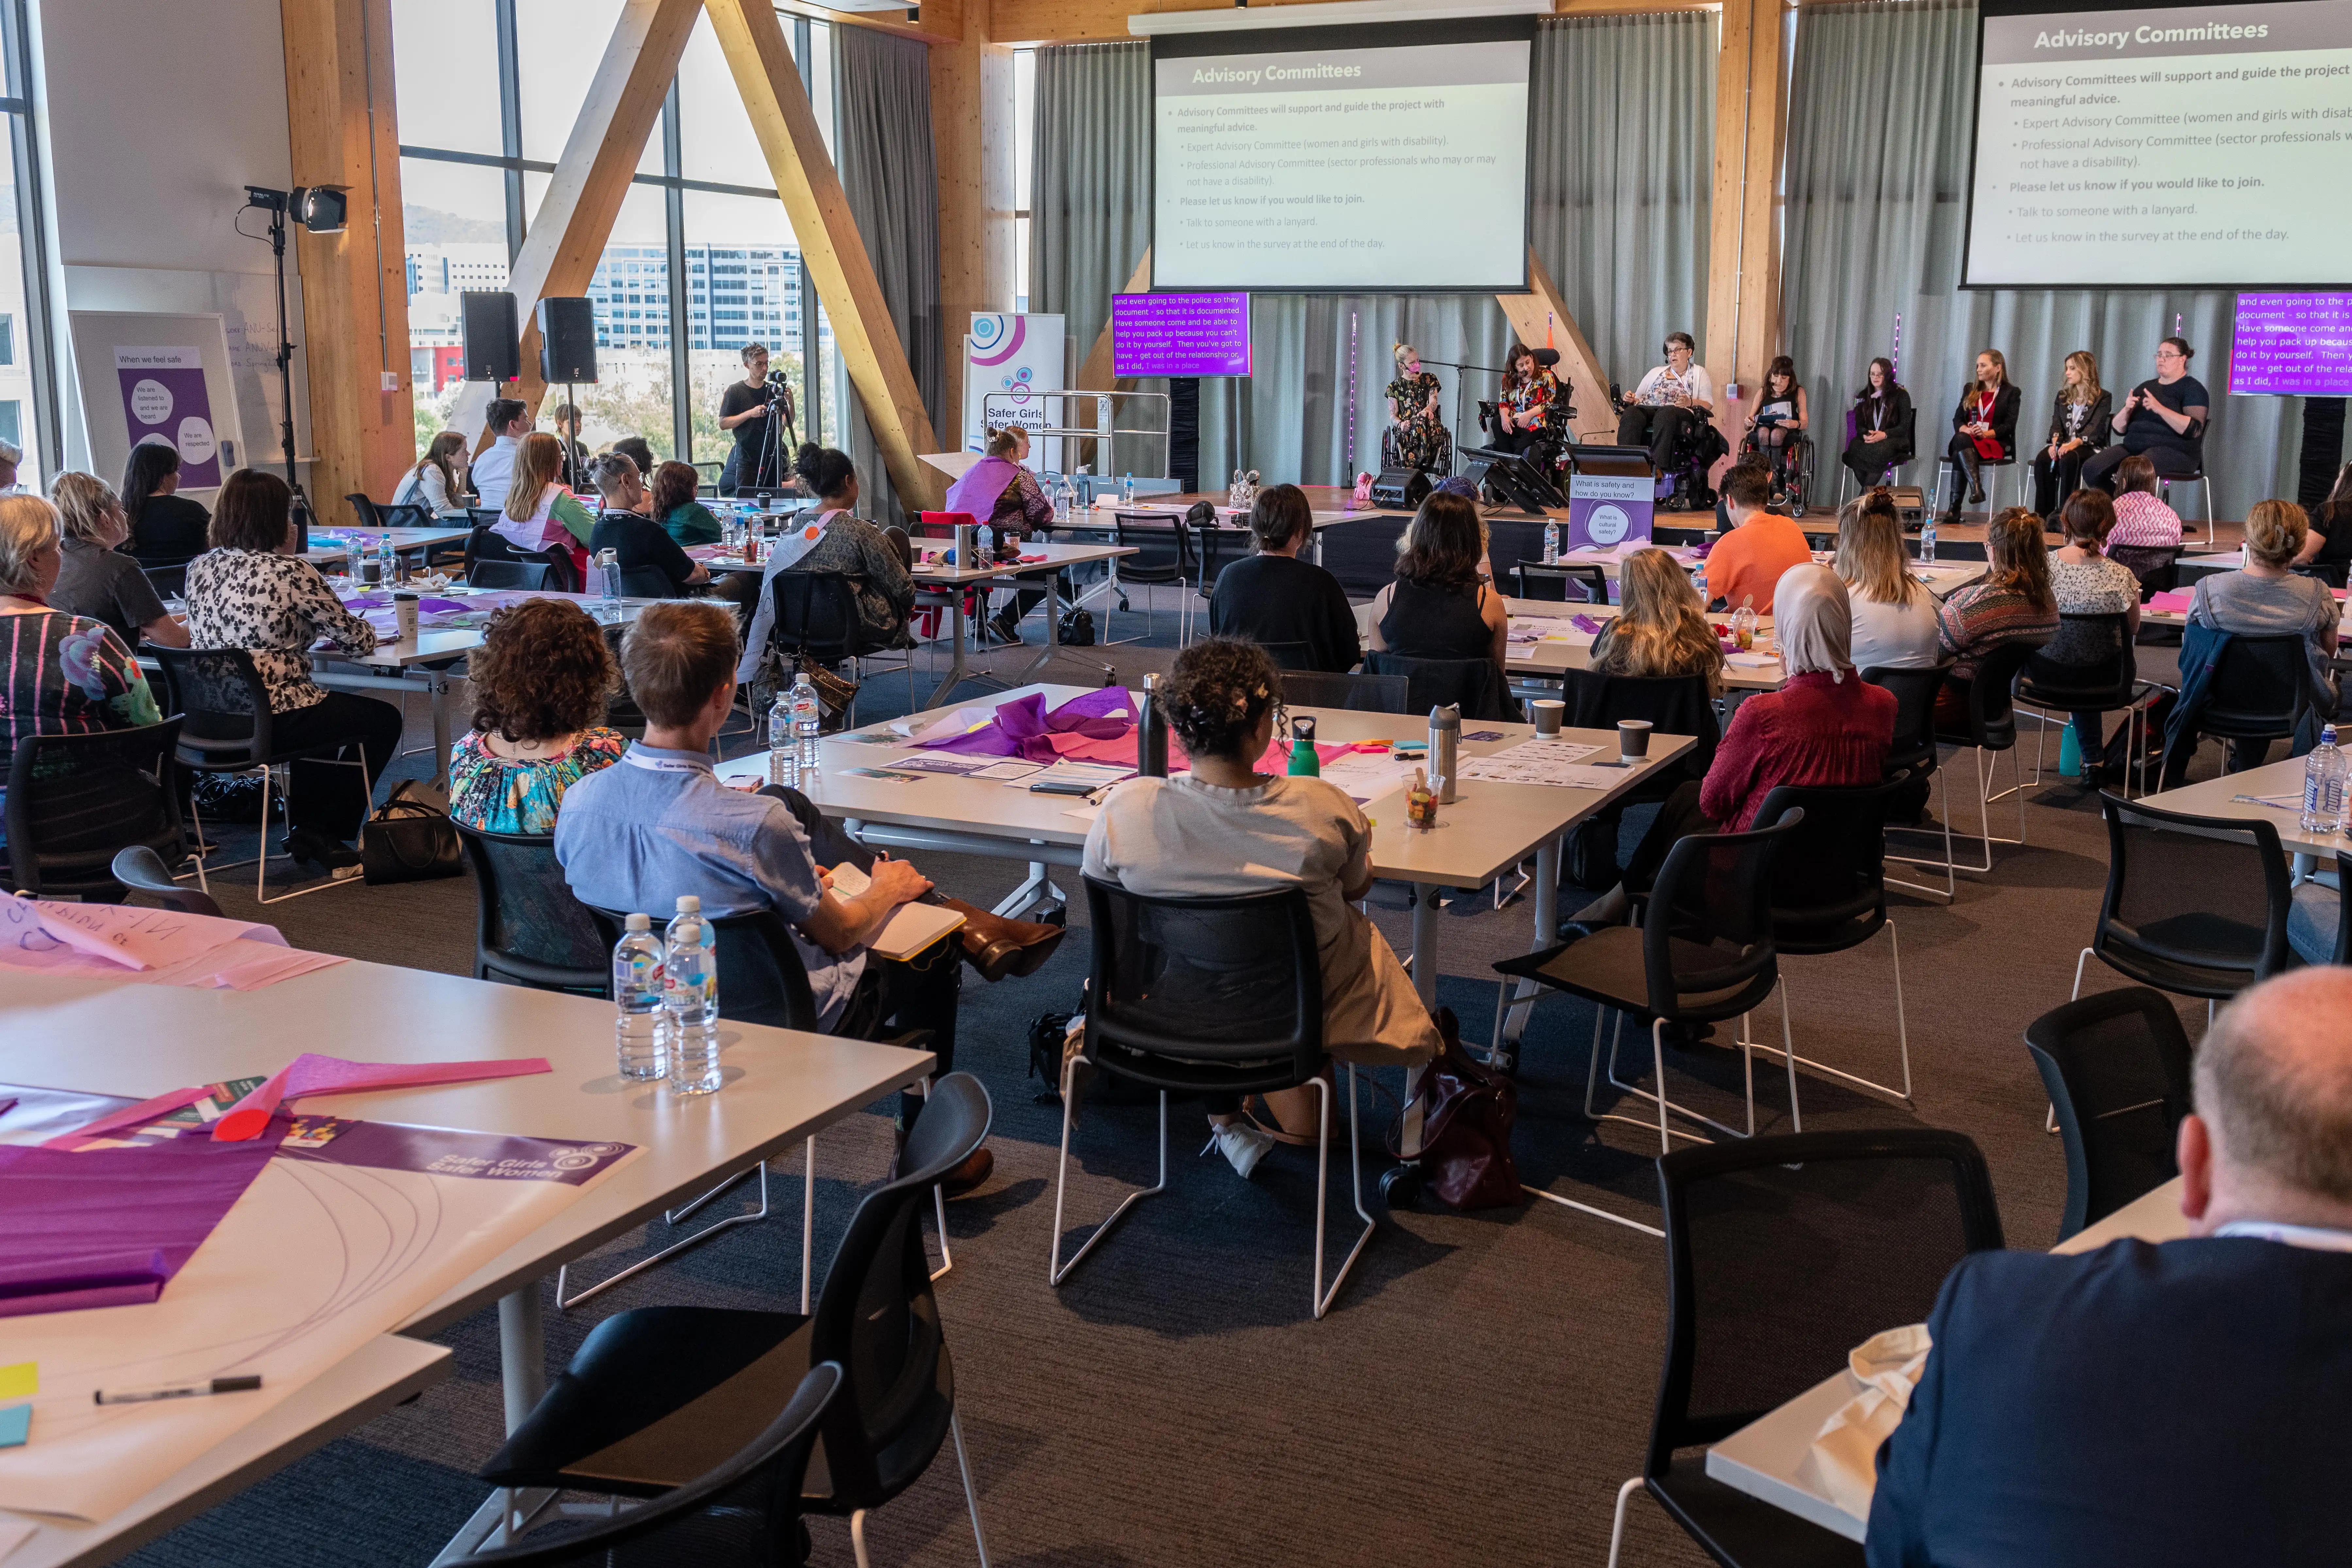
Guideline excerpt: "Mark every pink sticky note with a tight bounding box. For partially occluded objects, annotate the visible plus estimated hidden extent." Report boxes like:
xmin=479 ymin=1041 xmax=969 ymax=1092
xmin=212 ymin=1054 xmax=553 ymax=1141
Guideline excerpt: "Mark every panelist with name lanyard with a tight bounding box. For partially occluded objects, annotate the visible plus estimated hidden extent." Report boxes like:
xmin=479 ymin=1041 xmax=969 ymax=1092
xmin=1491 ymin=343 xmax=1559 ymax=459
xmin=1842 ymin=356 xmax=1914 ymax=492
xmin=2080 ymin=336 xmax=2208 ymax=495
xmin=1616 ymin=332 xmax=1714 ymax=475
xmin=1935 ymin=349 xmax=2020 ymax=526
xmin=718 ymin=342 xmax=795 ymax=495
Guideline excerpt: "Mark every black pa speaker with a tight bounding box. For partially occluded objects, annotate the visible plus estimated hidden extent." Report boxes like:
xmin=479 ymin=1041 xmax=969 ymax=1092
xmin=536 ymin=296 xmax=598 ymax=384
xmin=1370 ymin=467 xmax=1432 ymax=512
xmin=459 ymin=291 xmax=520 ymax=383
xmin=1461 ymin=446 xmax=1561 ymax=514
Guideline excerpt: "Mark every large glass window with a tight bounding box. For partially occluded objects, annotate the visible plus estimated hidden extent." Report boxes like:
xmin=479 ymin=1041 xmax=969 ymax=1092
xmin=0 ymin=0 xmax=50 ymax=485
xmin=1013 ymin=48 xmax=1034 ymax=314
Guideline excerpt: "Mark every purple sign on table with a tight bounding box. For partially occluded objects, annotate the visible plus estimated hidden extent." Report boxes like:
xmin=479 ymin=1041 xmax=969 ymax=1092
xmin=114 ymin=346 xmax=222 ymax=488
xmin=2230 ymin=294 xmax=2352 ymax=397
xmin=1113 ymin=293 xmax=1252 ymax=378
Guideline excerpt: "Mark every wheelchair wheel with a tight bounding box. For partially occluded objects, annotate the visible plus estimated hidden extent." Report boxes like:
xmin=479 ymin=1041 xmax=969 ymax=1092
xmin=1776 ymin=437 xmax=1817 ymax=517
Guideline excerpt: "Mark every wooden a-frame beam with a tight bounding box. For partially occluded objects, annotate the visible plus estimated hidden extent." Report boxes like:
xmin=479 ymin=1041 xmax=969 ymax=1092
xmin=1497 ymin=248 xmax=1615 ymax=445
xmin=707 ymin=0 xmax=945 ymax=513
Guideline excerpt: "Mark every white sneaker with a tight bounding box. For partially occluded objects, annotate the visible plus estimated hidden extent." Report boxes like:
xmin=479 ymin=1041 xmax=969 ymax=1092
xmin=1205 ymin=1121 xmax=1277 ymax=1180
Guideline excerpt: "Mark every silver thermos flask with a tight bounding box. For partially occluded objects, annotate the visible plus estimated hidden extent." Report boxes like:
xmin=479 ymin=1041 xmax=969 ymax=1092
xmin=1428 ymin=703 xmax=1460 ymax=804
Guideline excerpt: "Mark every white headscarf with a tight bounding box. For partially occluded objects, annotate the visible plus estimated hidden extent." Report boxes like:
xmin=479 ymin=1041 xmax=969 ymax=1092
xmin=1772 ymin=563 xmax=1854 ymax=682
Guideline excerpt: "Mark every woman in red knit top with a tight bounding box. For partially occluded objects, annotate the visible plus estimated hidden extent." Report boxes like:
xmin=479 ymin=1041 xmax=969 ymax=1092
xmin=1573 ymin=564 xmax=1896 ymax=925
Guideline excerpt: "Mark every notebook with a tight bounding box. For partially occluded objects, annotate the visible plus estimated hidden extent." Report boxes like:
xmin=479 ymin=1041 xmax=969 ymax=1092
xmin=825 ymin=863 xmax=968 ymax=960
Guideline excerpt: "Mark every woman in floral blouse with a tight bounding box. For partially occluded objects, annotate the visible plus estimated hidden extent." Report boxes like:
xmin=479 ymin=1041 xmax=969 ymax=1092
xmin=448 ymin=599 xmax=626 ymax=835
xmin=1386 ymin=343 xmax=1447 ymax=472
xmin=0 ymin=494 xmax=162 ymax=873
xmin=1493 ymin=342 xmax=1560 ymax=459
xmin=183 ymin=469 xmax=402 ymax=876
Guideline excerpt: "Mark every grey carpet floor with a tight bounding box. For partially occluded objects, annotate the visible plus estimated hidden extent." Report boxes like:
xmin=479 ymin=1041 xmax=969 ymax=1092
xmin=120 ymin=602 xmax=2220 ymax=1568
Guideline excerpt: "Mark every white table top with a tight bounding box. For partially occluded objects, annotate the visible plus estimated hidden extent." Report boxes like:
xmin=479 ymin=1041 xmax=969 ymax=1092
xmin=326 ymin=589 xmax=659 ymax=670
xmin=2137 ymin=755 xmax=2347 ymax=859
xmin=723 ymin=683 xmax=1693 ymax=891
xmin=1494 ymin=598 xmax=1789 ymax=690
xmin=302 ymin=526 xmax=472 ymax=565
xmin=1706 ymin=1175 xmax=2191 ymax=1542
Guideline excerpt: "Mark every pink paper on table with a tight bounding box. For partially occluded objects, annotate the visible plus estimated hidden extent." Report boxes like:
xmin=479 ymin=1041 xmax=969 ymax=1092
xmin=0 ymin=898 xmax=345 ymax=991
xmin=212 ymin=1053 xmax=553 ymax=1141
xmin=39 ymin=1086 xmax=218 ymax=1150
xmin=2147 ymin=589 xmax=2193 ymax=614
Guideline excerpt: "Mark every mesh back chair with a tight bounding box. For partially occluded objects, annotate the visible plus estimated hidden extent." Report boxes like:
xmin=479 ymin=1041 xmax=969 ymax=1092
xmin=758 ymin=570 xmax=901 ymax=724
xmin=1362 ymin=650 xmax=1521 ymax=723
xmin=143 ymin=563 xmax=187 ymax=601
xmin=465 ymin=525 xmax=579 ymax=592
xmin=1052 ymin=877 xmax=1375 ymax=1319
xmin=2163 ymin=633 xmax=2312 ymax=787
xmin=150 ymin=647 xmax=374 ymax=905
xmin=1863 ymin=662 xmax=1956 ymax=902
xmin=1604 ymin=1128 xmax=2005 ymax=1568
xmin=2015 ymin=610 xmax=2157 ymax=795
xmin=2023 ymin=987 xmax=2191 ymax=1242
xmin=3 ymin=720 xmax=187 ymax=900
xmin=1192 ymin=519 xmax=1250 ymax=606
xmin=2076 ymin=790 xmax=2291 ymax=1005
xmin=345 ymin=492 xmax=387 ymax=531
xmin=110 ymin=844 xmax=223 ymax=917
xmin=459 ymin=1361 xmax=841 ymax=1567
xmin=458 ymin=825 xmax=608 ymax=994
xmin=2108 ymin=544 xmax=2182 ymax=600
xmin=1276 ymin=668 xmax=1411 ymax=714
xmin=1107 ymin=510 xmax=1198 ymax=643
xmin=480 ymin=1077 xmax=994 ymax=1568
xmin=1493 ymin=810 xmax=1804 ymax=1169
xmin=467 ymin=559 xmax=553 ymax=591
xmin=1510 ymin=561 xmax=1609 ymax=604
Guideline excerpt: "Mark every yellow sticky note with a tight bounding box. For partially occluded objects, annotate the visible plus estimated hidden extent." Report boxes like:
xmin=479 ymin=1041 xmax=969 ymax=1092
xmin=0 ymin=1363 xmax=31 ymax=1400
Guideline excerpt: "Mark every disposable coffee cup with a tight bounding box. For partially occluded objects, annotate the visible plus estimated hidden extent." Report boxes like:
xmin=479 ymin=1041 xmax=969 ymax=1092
xmin=1530 ymin=698 xmax=1565 ymax=737
xmin=1618 ymin=719 xmax=1653 ymax=760
xmin=393 ymin=591 xmax=419 ymax=642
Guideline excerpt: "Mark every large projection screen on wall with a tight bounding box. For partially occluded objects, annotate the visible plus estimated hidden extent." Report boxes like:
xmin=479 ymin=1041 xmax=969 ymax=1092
xmin=1966 ymin=0 xmax=2352 ymax=288
xmin=1151 ymin=17 xmax=1535 ymax=293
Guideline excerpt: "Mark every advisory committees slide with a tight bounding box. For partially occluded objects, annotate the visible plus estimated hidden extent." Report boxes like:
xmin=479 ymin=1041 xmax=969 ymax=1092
xmin=1968 ymin=1 xmax=2352 ymax=287
xmin=1152 ymin=38 xmax=1531 ymax=292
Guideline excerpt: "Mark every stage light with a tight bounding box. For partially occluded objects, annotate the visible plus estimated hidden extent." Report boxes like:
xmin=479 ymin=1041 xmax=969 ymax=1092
xmin=244 ymin=185 xmax=348 ymax=235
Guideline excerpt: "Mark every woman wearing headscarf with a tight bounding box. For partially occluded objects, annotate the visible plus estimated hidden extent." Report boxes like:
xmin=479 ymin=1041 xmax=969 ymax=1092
xmin=1572 ymin=564 xmax=1898 ymax=926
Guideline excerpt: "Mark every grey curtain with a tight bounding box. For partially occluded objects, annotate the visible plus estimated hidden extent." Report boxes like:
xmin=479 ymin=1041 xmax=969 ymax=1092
xmin=1781 ymin=0 xmax=2296 ymax=515
xmin=1028 ymin=18 xmax=1716 ymax=488
xmin=836 ymin=25 xmax=941 ymax=526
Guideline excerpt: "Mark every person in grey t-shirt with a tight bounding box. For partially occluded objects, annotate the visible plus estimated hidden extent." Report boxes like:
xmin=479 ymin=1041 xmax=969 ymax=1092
xmin=47 ymin=472 xmax=188 ymax=649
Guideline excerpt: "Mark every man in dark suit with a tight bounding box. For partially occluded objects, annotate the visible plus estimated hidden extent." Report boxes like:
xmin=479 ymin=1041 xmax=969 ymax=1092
xmin=1867 ymin=967 xmax=2352 ymax=1567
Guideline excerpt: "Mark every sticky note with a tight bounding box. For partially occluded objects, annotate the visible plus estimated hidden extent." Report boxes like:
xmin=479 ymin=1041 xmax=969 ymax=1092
xmin=0 ymin=1364 xmax=31 ymax=1400
xmin=0 ymin=1405 xmax=27 ymax=1448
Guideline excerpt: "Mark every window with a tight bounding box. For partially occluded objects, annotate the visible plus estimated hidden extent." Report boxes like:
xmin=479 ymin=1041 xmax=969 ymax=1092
xmin=0 ymin=1 xmax=49 ymax=485
xmin=1013 ymin=48 xmax=1035 ymax=314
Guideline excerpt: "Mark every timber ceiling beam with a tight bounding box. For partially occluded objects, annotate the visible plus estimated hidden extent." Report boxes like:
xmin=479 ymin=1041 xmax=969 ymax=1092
xmin=1497 ymin=249 xmax=1615 ymax=446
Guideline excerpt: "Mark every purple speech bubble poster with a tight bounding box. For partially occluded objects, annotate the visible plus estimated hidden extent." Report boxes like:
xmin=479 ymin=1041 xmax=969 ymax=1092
xmin=1113 ymin=294 xmax=1251 ymax=379
xmin=114 ymin=345 xmax=222 ymax=487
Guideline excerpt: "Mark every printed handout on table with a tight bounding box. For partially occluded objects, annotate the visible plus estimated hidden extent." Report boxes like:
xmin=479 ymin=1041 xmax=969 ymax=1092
xmin=1457 ymin=738 xmax=1613 ymax=787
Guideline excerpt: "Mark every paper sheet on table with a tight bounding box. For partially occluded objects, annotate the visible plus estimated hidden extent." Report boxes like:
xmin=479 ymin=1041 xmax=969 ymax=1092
xmin=1797 ymin=1324 xmax=1931 ymax=1518
xmin=0 ymin=1119 xmax=635 ymax=1524
xmin=1316 ymin=751 xmax=1430 ymax=804
xmin=0 ymin=900 xmax=344 ymax=991
xmin=1726 ymin=650 xmax=1781 ymax=670
xmin=0 ymin=1517 xmax=31 ymax=1560
xmin=1455 ymin=738 xmax=1605 ymax=786
xmin=210 ymin=1054 xmax=553 ymax=1141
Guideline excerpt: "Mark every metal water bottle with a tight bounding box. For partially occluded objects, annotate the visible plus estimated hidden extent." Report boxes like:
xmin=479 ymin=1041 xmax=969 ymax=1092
xmin=1137 ymin=673 xmax=1169 ymax=778
xmin=1287 ymin=714 xmax=1320 ymax=777
xmin=1428 ymin=703 xmax=1460 ymax=804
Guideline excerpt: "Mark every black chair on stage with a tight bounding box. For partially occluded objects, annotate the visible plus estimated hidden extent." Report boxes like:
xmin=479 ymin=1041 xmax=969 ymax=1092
xmin=1603 ymin=1128 xmax=2005 ymax=1568
xmin=2023 ymin=987 xmax=2192 ymax=1242
xmin=110 ymin=845 xmax=224 ymax=917
xmin=2014 ymin=610 xmax=2158 ymax=794
xmin=1279 ymin=667 xmax=1411 ymax=715
xmin=3 ymin=721 xmax=187 ymax=900
xmin=2074 ymin=791 xmax=2291 ymax=1008
xmin=457 ymin=824 xmax=607 ymax=996
xmin=463 ymin=1365 xmax=842 ymax=1568
xmin=466 ymin=559 xmax=553 ymax=592
xmin=1510 ymin=561 xmax=1609 ymax=604
xmin=2160 ymin=633 xmax=2313 ymax=787
xmin=1362 ymin=651 xmax=1520 ymax=723
xmin=481 ymin=1076 xmax=994 ymax=1568
xmin=1833 ymin=405 xmax=1921 ymax=508
xmin=2158 ymin=460 xmax=2214 ymax=546
xmin=1051 ymin=879 xmax=1375 ymax=1320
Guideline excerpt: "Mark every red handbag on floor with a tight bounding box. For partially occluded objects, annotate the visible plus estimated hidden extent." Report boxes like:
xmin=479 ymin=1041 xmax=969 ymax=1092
xmin=1393 ymin=1011 xmax=1527 ymax=1210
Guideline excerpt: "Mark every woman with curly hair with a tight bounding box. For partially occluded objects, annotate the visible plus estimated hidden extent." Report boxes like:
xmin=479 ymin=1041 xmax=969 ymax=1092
xmin=1590 ymin=546 xmax=1725 ymax=691
xmin=449 ymin=599 xmax=625 ymax=834
xmin=1081 ymin=636 xmax=1442 ymax=1177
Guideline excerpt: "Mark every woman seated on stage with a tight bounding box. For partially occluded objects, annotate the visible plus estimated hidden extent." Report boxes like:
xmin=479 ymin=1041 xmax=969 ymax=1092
xmin=1835 ymin=487 xmax=1941 ymax=672
xmin=1588 ymin=546 xmax=1725 ymax=692
xmin=2294 ymin=463 xmax=2352 ymax=573
xmin=2083 ymin=337 xmax=2208 ymax=492
xmin=449 ymin=599 xmax=627 ymax=835
xmin=1573 ymin=564 xmax=1894 ymax=928
xmin=2047 ymin=488 xmax=2141 ymax=780
xmin=1616 ymin=331 xmax=1715 ymax=474
xmin=649 ymin=459 xmax=723 ymax=546
xmin=1935 ymin=349 xmax=2020 ymax=525
xmin=1493 ymin=343 xmax=1560 ymax=458
xmin=1081 ymin=637 xmax=1441 ymax=1178
xmin=2032 ymin=350 xmax=2112 ymax=515
xmin=1843 ymin=357 xmax=1913 ymax=491
xmin=1363 ymin=490 xmax=1508 ymax=670
xmin=490 ymin=431 xmax=597 ymax=562
xmin=1744 ymin=355 xmax=1808 ymax=498
xmin=1386 ymin=344 xmax=1446 ymax=471
xmin=1934 ymin=506 xmax=2057 ymax=732
xmin=944 ymin=425 xmax=1056 ymax=644
xmin=2191 ymin=499 xmax=2338 ymax=767
xmin=736 ymin=444 xmax=916 ymax=677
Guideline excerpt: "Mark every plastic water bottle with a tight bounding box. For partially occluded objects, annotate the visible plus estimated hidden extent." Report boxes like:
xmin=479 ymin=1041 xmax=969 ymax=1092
xmin=598 ymin=547 xmax=620 ymax=613
xmin=2302 ymin=724 xmax=2347 ymax=835
xmin=1543 ymin=519 xmax=1561 ymax=564
xmin=789 ymin=670 xmax=822 ymax=776
xmin=665 ymin=896 xmax=722 ymax=1095
xmin=1920 ymin=513 xmax=1938 ymax=565
xmin=1692 ymin=554 xmax=1710 ymax=609
xmin=613 ymin=913 xmax=668 ymax=1081
xmin=977 ymin=521 xmax=995 ymax=561
xmin=1121 ymin=472 xmax=1135 ymax=506
xmin=378 ymin=533 xmax=397 ymax=583
xmin=768 ymin=690 xmax=799 ymax=787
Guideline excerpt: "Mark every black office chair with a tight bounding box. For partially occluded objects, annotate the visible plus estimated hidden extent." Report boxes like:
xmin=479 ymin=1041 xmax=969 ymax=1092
xmin=381 ymin=501 xmax=437 ymax=533
xmin=3 ymin=720 xmax=187 ymax=901
xmin=614 ymin=564 xmax=678 ymax=599
xmin=110 ymin=844 xmax=223 ymax=917
xmin=346 ymin=492 xmax=388 ymax=531
xmin=2023 ymin=987 xmax=2191 ymax=1242
xmin=1557 ymin=668 xmax=1721 ymax=889
xmin=1897 ymin=639 xmax=2039 ymax=882
xmin=2015 ymin=610 xmax=2157 ymax=794
xmin=1362 ymin=650 xmax=1521 ymax=722
xmin=1108 ymin=510 xmax=1198 ymax=643
xmin=1277 ymin=667 xmax=1410 ymax=714
xmin=1052 ymin=878 xmax=1374 ymax=1320
xmin=143 ymin=563 xmax=187 ymax=600
xmin=2076 ymin=791 xmax=2291 ymax=1005
xmin=459 ymin=1361 xmax=841 ymax=1568
xmin=1604 ymin=1127 xmax=2005 ymax=1568
xmin=1864 ymin=662 xmax=1955 ymax=902
xmin=464 ymin=525 xmax=578 ymax=593
xmin=481 ymin=1076 xmax=994 ymax=1568
xmin=1494 ymin=809 xmax=1804 ymax=1156
xmin=150 ymin=648 xmax=375 ymax=906
xmin=1509 ymin=561 xmax=1609 ymax=604
xmin=466 ymin=559 xmax=553 ymax=591
xmin=588 ymin=904 xmax=820 ymax=1031
xmin=1192 ymin=516 xmax=1250 ymax=607
xmin=2160 ymin=633 xmax=2313 ymax=787
xmin=753 ymin=570 xmax=895 ymax=723
xmin=456 ymin=825 xmax=607 ymax=995
xmin=2108 ymin=544 xmax=2182 ymax=601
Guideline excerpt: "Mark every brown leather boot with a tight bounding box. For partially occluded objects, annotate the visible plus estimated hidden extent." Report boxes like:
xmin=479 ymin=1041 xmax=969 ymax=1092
xmin=940 ymin=898 xmax=1066 ymax=982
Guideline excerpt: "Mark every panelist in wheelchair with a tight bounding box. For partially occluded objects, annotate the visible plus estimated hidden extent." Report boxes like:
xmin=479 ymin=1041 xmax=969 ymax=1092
xmin=1490 ymin=343 xmax=1562 ymax=460
xmin=1741 ymin=355 xmax=1808 ymax=507
xmin=1616 ymin=331 xmax=1715 ymax=474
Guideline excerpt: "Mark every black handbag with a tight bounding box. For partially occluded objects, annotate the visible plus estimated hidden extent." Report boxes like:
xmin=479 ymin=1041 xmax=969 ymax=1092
xmin=361 ymin=784 xmax=463 ymax=885
xmin=1058 ymin=606 xmax=1095 ymax=646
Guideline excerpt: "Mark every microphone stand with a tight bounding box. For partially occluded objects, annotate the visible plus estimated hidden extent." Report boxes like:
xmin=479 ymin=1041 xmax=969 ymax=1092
xmin=1413 ymin=358 xmax=1506 ymax=476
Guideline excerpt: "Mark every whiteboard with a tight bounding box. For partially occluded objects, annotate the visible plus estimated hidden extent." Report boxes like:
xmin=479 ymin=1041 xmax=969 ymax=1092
xmin=66 ymin=311 xmax=248 ymax=503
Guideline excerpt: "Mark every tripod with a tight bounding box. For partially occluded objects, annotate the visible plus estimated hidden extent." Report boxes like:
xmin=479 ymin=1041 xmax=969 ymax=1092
xmin=257 ymin=199 xmax=316 ymax=547
xmin=756 ymin=375 xmax=799 ymax=496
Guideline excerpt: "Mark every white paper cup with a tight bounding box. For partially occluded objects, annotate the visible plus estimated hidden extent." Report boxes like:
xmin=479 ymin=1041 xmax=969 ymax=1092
xmin=1530 ymin=698 xmax=1565 ymax=737
xmin=1618 ymin=718 xmax=1652 ymax=760
xmin=393 ymin=592 xmax=419 ymax=642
